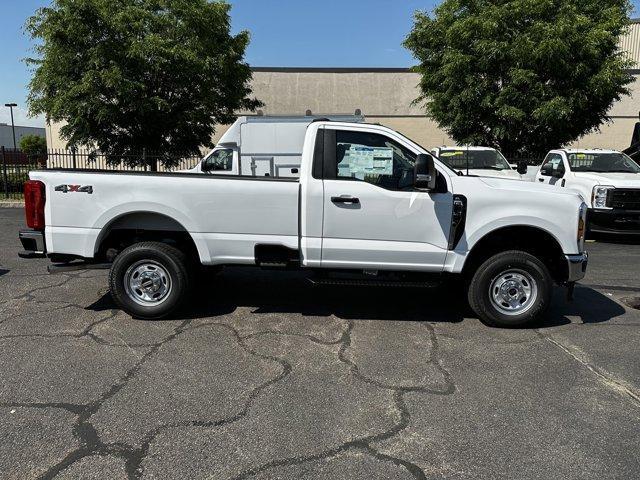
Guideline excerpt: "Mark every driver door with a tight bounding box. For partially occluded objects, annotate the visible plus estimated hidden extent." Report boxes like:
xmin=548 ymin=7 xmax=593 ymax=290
xmin=536 ymin=153 xmax=566 ymax=187
xmin=320 ymin=126 xmax=453 ymax=270
xmin=201 ymin=148 xmax=239 ymax=175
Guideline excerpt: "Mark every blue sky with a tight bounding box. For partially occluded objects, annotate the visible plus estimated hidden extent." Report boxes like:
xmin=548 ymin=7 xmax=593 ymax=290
xmin=1 ymin=0 xmax=639 ymax=127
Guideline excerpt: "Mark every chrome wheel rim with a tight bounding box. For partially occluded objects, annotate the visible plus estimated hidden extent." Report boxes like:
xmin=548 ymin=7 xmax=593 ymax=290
xmin=124 ymin=260 xmax=172 ymax=306
xmin=489 ymin=269 xmax=538 ymax=316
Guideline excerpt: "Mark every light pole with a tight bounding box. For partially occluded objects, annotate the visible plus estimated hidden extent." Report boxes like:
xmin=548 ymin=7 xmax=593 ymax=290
xmin=4 ymin=103 xmax=17 ymax=150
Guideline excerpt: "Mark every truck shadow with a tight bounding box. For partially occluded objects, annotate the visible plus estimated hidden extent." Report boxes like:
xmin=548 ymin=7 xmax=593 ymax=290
xmin=0 ymin=268 xmax=8 ymax=277
xmin=87 ymin=267 xmax=630 ymax=327
xmin=539 ymin=286 xmax=628 ymax=328
xmin=588 ymin=233 xmax=640 ymax=245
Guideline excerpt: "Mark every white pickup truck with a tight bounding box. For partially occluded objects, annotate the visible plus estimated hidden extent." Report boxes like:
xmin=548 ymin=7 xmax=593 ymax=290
xmin=535 ymin=149 xmax=640 ymax=235
xmin=430 ymin=146 xmax=529 ymax=181
xmin=19 ymin=120 xmax=588 ymax=327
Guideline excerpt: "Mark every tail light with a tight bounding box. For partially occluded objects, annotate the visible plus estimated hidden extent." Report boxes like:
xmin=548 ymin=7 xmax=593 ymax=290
xmin=24 ymin=180 xmax=46 ymax=230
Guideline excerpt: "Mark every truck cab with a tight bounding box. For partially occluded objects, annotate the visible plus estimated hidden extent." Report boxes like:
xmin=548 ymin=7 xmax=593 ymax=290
xmin=535 ymin=149 xmax=640 ymax=234
xmin=431 ymin=146 xmax=528 ymax=181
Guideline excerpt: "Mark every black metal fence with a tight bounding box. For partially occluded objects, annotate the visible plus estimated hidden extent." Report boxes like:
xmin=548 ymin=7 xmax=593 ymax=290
xmin=1 ymin=147 xmax=201 ymax=200
xmin=0 ymin=146 xmax=545 ymax=201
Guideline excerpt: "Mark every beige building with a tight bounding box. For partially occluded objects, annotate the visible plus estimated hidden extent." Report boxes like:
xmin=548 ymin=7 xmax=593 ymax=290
xmin=47 ymin=21 xmax=640 ymax=156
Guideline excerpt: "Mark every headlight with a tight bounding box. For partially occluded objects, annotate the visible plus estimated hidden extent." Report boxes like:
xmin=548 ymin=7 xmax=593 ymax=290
xmin=577 ymin=202 xmax=587 ymax=251
xmin=591 ymin=185 xmax=614 ymax=209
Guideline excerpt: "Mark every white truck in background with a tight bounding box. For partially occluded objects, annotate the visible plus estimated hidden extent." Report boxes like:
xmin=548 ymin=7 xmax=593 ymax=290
xmin=535 ymin=149 xmax=640 ymax=235
xmin=430 ymin=146 xmax=530 ymax=181
xmin=19 ymin=119 xmax=588 ymax=327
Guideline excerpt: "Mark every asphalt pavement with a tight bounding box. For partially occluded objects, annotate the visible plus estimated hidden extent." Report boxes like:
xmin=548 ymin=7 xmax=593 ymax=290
xmin=0 ymin=207 xmax=639 ymax=480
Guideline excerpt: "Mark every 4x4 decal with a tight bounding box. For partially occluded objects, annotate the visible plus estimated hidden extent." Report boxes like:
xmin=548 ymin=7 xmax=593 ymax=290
xmin=55 ymin=184 xmax=93 ymax=194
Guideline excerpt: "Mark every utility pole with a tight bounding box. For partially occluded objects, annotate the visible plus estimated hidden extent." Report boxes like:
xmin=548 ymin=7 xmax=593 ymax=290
xmin=4 ymin=103 xmax=18 ymax=150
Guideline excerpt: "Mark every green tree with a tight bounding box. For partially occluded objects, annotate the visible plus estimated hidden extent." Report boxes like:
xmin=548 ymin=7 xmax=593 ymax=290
xmin=26 ymin=0 xmax=261 ymax=169
xmin=19 ymin=134 xmax=47 ymax=155
xmin=404 ymin=0 xmax=634 ymax=157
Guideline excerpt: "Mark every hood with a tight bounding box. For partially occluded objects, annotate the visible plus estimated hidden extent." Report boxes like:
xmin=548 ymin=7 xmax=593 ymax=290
xmin=479 ymin=176 xmax=584 ymax=199
xmin=573 ymin=171 xmax=640 ymax=187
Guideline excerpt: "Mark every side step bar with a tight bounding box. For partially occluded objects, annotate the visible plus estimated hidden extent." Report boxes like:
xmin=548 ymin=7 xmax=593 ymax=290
xmin=48 ymin=262 xmax=111 ymax=274
xmin=308 ymin=277 xmax=440 ymax=288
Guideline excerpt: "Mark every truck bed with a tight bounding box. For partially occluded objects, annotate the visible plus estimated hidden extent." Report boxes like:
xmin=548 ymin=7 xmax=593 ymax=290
xmin=30 ymin=169 xmax=300 ymax=265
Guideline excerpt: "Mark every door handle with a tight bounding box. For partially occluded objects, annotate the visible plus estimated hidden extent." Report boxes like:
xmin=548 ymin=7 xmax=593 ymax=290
xmin=538 ymin=178 xmax=544 ymax=182
xmin=331 ymin=196 xmax=360 ymax=205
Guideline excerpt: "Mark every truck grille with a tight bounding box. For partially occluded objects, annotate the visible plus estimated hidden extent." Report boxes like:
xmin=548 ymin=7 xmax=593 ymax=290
xmin=611 ymin=189 xmax=640 ymax=210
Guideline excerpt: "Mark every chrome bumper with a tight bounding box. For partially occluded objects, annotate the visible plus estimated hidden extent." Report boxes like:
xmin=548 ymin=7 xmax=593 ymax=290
xmin=18 ymin=229 xmax=47 ymax=258
xmin=565 ymin=253 xmax=588 ymax=283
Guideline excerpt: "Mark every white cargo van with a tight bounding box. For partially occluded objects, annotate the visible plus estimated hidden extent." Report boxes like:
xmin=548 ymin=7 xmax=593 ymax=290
xmin=193 ymin=115 xmax=364 ymax=178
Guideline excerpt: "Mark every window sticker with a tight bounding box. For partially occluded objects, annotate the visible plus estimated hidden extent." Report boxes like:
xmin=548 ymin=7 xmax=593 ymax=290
xmin=340 ymin=145 xmax=394 ymax=176
xmin=440 ymin=151 xmax=464 ymax=157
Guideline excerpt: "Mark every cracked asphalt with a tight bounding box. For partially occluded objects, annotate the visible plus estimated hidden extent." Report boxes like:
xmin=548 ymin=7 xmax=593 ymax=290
xmin=1 ymin=207 xmax=639 ymax=480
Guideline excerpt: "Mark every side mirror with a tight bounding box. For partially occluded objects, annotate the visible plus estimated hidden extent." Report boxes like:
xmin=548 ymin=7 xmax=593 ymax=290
xmin=201 ymin=159 xmax=213 ymax=172
xmin=517 ymin=160 xmax=528 ymax=175
xmin=415 ymin=154 xmax=437 ymax=190
xmin=540 ymin=163 xmax=554 ymax=176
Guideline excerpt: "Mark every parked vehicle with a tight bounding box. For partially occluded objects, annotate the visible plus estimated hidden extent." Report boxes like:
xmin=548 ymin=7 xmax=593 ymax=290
xmin=535 ymin=149 xmax=640 ymax=234
xmin=430 ymin=146 xmax=528 ymax=180
xmin=19 ymin=120 xmax=588 ymax=327
xmin=192 ymin=115 xmax=363 ymax=177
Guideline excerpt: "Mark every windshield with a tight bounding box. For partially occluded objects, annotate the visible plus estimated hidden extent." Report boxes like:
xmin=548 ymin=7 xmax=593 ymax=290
xmin=567 ymin=152 xmax=640 ymax=173
xmin=438 ymin=149 xmax=512 ymax=171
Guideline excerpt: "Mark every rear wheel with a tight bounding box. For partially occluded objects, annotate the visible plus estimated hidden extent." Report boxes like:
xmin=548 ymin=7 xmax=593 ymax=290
xmin=109 ymin=242 xmax=191 ymax=319
xmin=468 ymin=250 xmax=552 ymax=328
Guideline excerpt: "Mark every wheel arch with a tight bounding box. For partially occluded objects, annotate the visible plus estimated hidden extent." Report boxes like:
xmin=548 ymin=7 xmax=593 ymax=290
xmin=461 ymin=225 xmax=568 ymax=283
xmin=94 ymin=211 xmax=205 ymax=263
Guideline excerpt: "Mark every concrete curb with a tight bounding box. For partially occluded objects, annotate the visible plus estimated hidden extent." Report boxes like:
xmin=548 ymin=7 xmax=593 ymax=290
xmin=0 ymin=201 xmax=24 ymax=209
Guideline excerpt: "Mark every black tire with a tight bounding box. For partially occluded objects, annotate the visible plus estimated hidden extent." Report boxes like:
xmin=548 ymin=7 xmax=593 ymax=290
xmin=468 ymin=250 xmax=552 ymax=328
xmin=109 ymin=242 xmax=191 ymax=319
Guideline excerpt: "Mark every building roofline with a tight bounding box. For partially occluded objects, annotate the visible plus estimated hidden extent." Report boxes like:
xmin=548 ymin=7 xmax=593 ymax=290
xmin=251 ymin=66 xmax=413 ymax=73
xmin=252 ymin=66 xmax=640 ymax=74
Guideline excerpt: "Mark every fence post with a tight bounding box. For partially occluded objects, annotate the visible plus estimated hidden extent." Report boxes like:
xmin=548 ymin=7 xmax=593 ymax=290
xmin=71 ymin=146 xmax=77 ymax=169
xmin=2 ymin=146 xmax=9 ymax=199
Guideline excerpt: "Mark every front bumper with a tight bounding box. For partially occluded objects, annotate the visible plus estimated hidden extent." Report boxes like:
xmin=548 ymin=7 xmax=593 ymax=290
xmin=18 ymin=229 xmax=47 ymax=258
xmin=565 ymin=253 xmax=588 ymax=283
xmin=588 ymin=209 xmax=640 ymax=235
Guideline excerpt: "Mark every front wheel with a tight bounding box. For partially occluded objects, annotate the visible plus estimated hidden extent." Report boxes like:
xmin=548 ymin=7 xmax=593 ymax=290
xmin=468 ymin=250 xmax=552 ymax=328
xmin=109 ymin=242 xmax=191 ymax=319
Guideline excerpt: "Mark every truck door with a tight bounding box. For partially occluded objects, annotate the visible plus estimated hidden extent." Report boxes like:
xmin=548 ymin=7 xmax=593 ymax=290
xmin=536 ymin=153 xmax=566 ymax=187
xmin=201 ymin=148 xmax=239 ymax=175
xmin=319 ymin=126 xmax=453 ymax=270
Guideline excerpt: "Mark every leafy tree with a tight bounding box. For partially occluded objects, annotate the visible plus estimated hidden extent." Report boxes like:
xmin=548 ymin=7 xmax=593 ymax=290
xmin=19 ymin=134 xmax=47 ymax=155
xmin=404 ymin=0 xmax=634 ymax=157
xmin=26 ymin=0 xmax=261 ymax=169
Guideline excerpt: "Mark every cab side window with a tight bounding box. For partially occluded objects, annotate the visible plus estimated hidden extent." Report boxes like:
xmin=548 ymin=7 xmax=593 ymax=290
xmin=334 ymin=130 xmax=416 ymax=191
xmin=540 ymin=154 xmax=565 ymax=177
xmin=203 ymin=149 xmax=233 ymax=172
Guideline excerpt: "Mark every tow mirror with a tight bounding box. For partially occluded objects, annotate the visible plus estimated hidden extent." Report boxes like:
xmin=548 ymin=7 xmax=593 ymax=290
xmin=517 ymin=160 xmax=528 ymax=175
xmin=415 ymin=154 xmax=437 ymax=190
